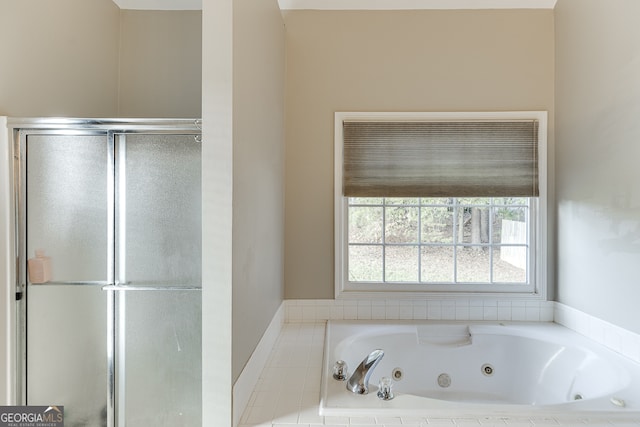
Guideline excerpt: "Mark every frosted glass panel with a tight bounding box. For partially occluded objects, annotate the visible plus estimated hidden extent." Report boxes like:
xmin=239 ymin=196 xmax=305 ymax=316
xmin=21 ymin=128 xmax=202 ymax=427
xmin=120 ymin=135 xmax=201 ymax=287
xmin=26 ymin=135 xmax=109 ymax=282
xmin=116 ymin=133 xmax=202 ymax=426
xmin=27 ymin=285 xmax=108 ymax=427
xmin=119 ymin=291 xmax=201 ymax=426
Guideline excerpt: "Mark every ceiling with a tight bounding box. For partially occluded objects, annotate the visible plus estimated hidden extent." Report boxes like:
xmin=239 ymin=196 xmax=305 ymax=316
xmin=112 ymin=0 xmax=556 ymax=11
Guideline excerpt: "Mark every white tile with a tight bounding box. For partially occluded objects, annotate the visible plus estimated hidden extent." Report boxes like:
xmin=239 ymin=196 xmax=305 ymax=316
xmin=621 ymin=330 xmax=640 ymax=363
xmin=477 ymin=416 xmax=507 ymax=425
xmin=553 ymin=304 xmax=568 ymax=327
xmin=316 ymin=304 xmax=330 ymax=321
xmin=587 ymin=316 xmax=605 ymax=343
xmin=372 ymin=304 xmax=387 ymax=320
xmin=604 ymin=325 xmax=623 ymax=354
xmin=413 ymin=300 xmax=427 ymax=319
xmin=376 ymin=416 xmax=403 ymax=424
xmin=244 ymin=405 xmax=276 ymax=424
xmin=252 ymin=390 xmax=279 ymax=408
xmin=399 ymin=300 xmax=413 ymax=319
xmin=272 ymin=406 xmax=301 ymax=424
xmin=606 ymin=421 xmax=640 ymax=427
xmin=424 ymin=419 xmax=455 ymax=425
xmin=575 ymin=310 xmax=590 ymax=337
xmin=525 ymin=306 xmax=540 ymax=321
xmin=324 ymin=415 xmax=350 ymax=425
xmin=297 ymin=407 xmax=324 ymax=424
xmin=386 ymin=301 xmax=400 ymax=319
xmin=428 ymin=301 xmax=442 ymax=320
xmin=400 ymin=416 xmax=426 ymax=424
xmin=288 ymin=305 xmax=304 ymax=322
xmin=469 ymin=306 xmax=483 ymax=320
xmin=483 ymin=306 xmax=498 ymax=321
xmin=499 ymin=423 xmax=533 ymax=427
xmin=330 ymin=304 xmax=344 ymax=320
xmin=303 ymin=305 xmax=317 ymax=323
xmin=441 ymin=301 xmax=456 ymax=320
xmin=528 ymin=417 xmax=560 ymax=425
xmin=344 ymin=304 xmax=358 ymax=320
xmin=511 ymin=306 xmax=526 ymax=321
xmin=358 ymin=301 xmax=372 ymax=320
xmin=540 ymin=305 xmax=554 ymax=322
xmin=349 ymin=417 xmax=378 ymax=425
xmin=290 ymin=349 xmax=311 ymax=367
xmin=307 ymin=358 xmax=323 ymax=372
xmin=455 ymin=300 xmax=470 ymax=320
xmin=497 ymin=306 xmax=511 ymax=321
xmin=281 ymin=367 xmax=308 ymax=385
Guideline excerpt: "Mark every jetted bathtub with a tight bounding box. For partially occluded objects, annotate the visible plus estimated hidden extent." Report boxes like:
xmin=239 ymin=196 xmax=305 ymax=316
xmin=321 ymin=321 xmax=640 ymax=418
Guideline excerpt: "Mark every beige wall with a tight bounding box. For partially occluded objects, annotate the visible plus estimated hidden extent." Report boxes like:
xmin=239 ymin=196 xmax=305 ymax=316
xmin=0 ymin=0 xmax=203 ymax=407
xmin=283 ymin=9 xmax=556 ymax=299
xmin=118 ymin=10 xmax=202 ymax=117
xmin=0 ymin=0 xmax=120 ymax=405
xmin=0 ymin=0 xmax=121 ymax=117
xmin=232 ymin=0 xmax=285 ymax=383
xmin=0 ymin=2 xmax=201 ymax=118
xmin=555 ymin=0 xmax=640 ymax=334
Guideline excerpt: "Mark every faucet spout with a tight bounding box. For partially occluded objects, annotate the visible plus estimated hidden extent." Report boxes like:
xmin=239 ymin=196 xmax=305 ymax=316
xmin=346 ymin=349 xmax=384 ymax=394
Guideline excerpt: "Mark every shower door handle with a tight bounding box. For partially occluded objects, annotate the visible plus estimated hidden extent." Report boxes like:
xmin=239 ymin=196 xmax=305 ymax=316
xmin=102 ymin=284 xmax=201 ymax=291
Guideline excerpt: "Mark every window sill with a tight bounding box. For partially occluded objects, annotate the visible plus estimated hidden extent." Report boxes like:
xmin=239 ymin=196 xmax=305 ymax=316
xmin=336 ymin=287 xmax=546 ymax=301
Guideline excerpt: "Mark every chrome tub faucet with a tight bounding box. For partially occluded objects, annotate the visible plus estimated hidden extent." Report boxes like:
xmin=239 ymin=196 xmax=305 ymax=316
xmin=346 ymin=349 xmax=384 ymax=394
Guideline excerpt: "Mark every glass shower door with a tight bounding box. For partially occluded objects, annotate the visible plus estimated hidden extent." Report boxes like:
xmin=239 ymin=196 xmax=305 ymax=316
xmin=25 ymin=133 xmax=112 ymax=427
xmin=19 ymin=123 xmax=202 ymax=427
xmin=114 ymin=134 xmax=201 ymax=427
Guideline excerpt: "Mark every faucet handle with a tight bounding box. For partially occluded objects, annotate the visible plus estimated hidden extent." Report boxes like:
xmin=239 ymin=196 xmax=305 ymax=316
xmin=377 ymin=377 xmax=394 ymax=400
xmin=332 ymin=360 xmax=348 ymax=381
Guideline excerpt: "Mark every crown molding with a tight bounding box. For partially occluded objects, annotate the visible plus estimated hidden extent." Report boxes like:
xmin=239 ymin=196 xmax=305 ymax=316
xmin=111 ymin=0 xmax=557 ymax=13
xmin=278 ymin=0 xmax=556 ymax=11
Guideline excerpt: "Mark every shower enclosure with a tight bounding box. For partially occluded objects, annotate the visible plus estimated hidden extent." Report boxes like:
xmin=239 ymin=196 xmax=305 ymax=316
xmin=9 ymin=118 xmax=202 ymax=427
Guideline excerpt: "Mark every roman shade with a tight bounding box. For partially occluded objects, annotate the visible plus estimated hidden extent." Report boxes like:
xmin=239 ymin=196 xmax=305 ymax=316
xmin=342 ymin=120 xmax=539 ymax=198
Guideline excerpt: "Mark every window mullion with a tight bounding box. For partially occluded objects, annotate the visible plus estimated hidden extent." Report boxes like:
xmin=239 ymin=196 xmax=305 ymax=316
xmin=382 ymin=198 xmax=386 ymax=283
xmin=489 ymin=200 xmax=494 ymax=283
xmin=418 ymin=202 xmax=422 ymax=283
xmin=453 ymin=198 xmax=459 ymax=284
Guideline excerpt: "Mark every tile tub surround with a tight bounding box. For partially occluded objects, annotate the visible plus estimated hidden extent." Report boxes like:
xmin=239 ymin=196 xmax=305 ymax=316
xmin=238 ymin=321 xmax=640 ymax=427
xmin=284 ymin=299 xmax=555 ymax=324
xmin=236 ymin=301 xmax=640 ymax=427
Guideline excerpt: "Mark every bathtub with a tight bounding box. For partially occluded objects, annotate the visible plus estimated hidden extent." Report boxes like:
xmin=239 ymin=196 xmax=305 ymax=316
xmin=321 ymin=321 xmax=640 ymax=418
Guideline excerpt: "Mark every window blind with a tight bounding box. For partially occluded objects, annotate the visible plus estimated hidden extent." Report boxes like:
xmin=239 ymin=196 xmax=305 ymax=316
xmin=342 ymin=120 xmax=539 ymax=198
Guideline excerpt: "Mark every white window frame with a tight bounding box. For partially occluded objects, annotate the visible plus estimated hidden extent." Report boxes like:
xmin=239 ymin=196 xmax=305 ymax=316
xmin=334 ymin=111 xmax=548 ymax=300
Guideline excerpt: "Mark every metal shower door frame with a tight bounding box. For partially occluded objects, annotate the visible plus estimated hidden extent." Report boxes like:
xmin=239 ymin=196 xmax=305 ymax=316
xmin=9 ymin=118 xmax=202 ymax=427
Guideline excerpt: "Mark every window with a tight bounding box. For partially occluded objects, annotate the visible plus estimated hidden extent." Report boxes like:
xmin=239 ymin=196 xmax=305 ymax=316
xmin=335 ymin=112 xmax=547 ymax=298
